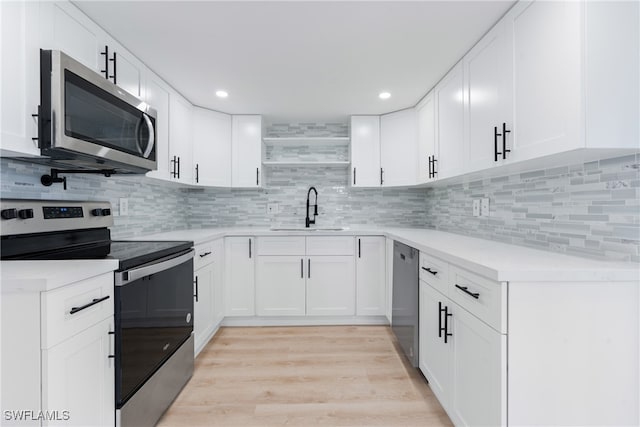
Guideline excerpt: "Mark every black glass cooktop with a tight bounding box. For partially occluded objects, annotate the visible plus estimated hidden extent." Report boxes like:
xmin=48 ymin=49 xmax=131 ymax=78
xmin=109 ymin=240 xmax=193 ymax=270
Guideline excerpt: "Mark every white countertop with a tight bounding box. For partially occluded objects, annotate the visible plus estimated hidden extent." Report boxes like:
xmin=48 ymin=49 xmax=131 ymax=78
xmin=0 ymin=259 xmax=120 ymax=293
xmin=131 ymin=226 xmax=639 ymax=283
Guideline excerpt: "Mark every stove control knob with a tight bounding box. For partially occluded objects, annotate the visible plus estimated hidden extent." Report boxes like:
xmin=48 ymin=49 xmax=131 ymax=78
xmin=101 ymin=208 xmax=111 ymax=216
xmin=1 ymin=209 xmax=17 ymax=220
xmin=91 ymin=208 xmax=104 ymax=217
xmin=18 ymin=209 xmax=34 ymax=219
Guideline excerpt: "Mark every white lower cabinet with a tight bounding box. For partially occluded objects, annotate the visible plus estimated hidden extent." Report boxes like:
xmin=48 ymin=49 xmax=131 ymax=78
xmin=193 ymin=238 xmax=224 ymax=354
xmin=419 ymin=259 xmax=506 ymax=427
xmin=1 ymin=272 xmax=115 ymax=427
xmin=224 ymin=237 xmax=255 ymax=316
xmin=449 ymin=303 xmax=506 ymax=427
xmin=42 ymin=317 xmax=115 ymax=427
xmin=256 ymin=256 xmax=305 ymax=316
xmin=306 ymin=256 xmax=355 ymax=316
xmin=254 ymin=236 xmax=361 ymax=318
xmin=355 ymin=236 xmax=386 ymax=316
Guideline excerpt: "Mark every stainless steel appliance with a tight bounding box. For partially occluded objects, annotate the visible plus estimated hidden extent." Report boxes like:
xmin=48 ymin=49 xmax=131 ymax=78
xmin=0 ymin=199 xmax=194 ymax=427
xmin=392 ymin=240 xmax=419 ymax=367
xmin=37 ymin=50 xmax=157 ymax=173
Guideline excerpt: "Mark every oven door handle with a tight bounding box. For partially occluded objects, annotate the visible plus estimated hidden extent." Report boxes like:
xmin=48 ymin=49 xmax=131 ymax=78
xmin=115 ymin=249 xmax=194 ymax=286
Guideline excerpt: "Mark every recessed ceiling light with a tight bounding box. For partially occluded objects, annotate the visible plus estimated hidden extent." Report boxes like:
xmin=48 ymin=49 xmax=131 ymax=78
xmin=379 ymin=92 xmax=391 ymax=100
xmin=216 ymin=90 xmax=228 ymax=98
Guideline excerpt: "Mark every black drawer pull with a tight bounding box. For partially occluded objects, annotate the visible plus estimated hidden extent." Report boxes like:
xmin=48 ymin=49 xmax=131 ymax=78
xmin=421 ymin=266 xmax=438 ymax=276
xmin=438 ymin=301 xmax=445 ymax=338
xmin=194 ymin=276 xmax=199 ymax=302
xmin=199 ymin=251 xmax=212 ymax=258
xmin=70 ymin=296 xmax=110 ymax=315
xmin=444 ymin=306 xmax=453 ymax=343
xmin=455 ymin=284 xmax=480 ymax=299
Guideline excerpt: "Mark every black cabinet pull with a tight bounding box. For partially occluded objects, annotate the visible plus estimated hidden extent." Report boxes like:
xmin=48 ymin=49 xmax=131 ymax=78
xmin=444 ymin=306 xmax=453 ymax=343
xmin=256 ymin=168 xmax=259 ymax=186
xmin=438 ymin=301 xmax=445 ymax=338
xmin=428 ymin=156 xmax=432 ymax=178
xmin=421 ymin=266 xmax=438 ymax=276
xmin=109 ymin=51 xmax=117 ymax=84
xmin=455 ymin=284 xmax=480 ymax=299
xmin=432 ymin=157 xmax=437 ymax=177
xmin=301 ymin=258 xmax=304 ymax=278
xmin=502 ymin=122 xmax=511 ymax=160
xmin=100 ymin=45 xmax=109 ymax=80
xmin=199 ymin=251 xmax=212 ymax=258
xmin=177 ymin=156 xmax=181 ymax=179
xmin=380 ymin=168 xmax=384 ymax=185
xmin=494 ymin=126 xmax=501 ymax=162
xmin=358 ymin=239 xmax=361 ymax=258
xmin=195 ymin=164 xmax=199 ymax=183
xmin=194 ymin=276 xmax=199 ymax=302
xmin=249 ymin=239 xmax=252 ymax=258
xmin=353 ymin=168 xmax=356 ymax=185
xmin=70 ymin=295 xmax=110 ymax=315
xmin=308 ymin=258 xmax=311 ymax=278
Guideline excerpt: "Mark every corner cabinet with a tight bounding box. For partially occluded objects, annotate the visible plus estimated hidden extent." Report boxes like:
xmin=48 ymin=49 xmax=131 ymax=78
xmin=231 ymin=115 xmax=262 ymax=188
xmin=224 ymin=237 xmax=256 ymax=316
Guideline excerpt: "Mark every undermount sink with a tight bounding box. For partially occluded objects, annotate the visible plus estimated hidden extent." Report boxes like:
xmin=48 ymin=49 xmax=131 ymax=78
xmin=270 ymin=227 xmax=348 ymax=232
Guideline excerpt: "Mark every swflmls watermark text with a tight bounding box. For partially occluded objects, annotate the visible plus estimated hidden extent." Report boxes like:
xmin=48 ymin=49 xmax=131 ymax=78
xmin=4 ymin=410 xmax=70 ymax=422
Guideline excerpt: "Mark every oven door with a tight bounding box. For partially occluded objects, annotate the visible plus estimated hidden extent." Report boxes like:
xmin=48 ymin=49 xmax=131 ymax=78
xmin=114 ymin=249 xmax=194 ymax=407
xmin=40 ymin=49 xmax=157 ymax=173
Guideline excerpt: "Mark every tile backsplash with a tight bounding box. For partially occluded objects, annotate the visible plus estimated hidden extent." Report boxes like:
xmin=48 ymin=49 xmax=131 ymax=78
xmin=425 ymin=154 xmax=640 ymax=262
xmin=0 ymin=159 xmax=189 ymax=239
xmin=1 ymin=123 xmax=638 ymax=262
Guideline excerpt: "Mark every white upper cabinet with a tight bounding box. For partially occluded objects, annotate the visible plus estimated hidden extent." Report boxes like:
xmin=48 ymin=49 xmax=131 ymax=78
xmin=231 ymin=115 xmax=262 ymax=188
xmin=193 ymin=108 xmax=232 ymax=187
xmin=350 ymin=116 xmax=381 ymax=187
xmin=1 ymin=1 xmax=40 ymax=157
xmin=38 ymin=2 xmax=105 ymax=73
xmin=506 ymin=0 xmax=581 ymax=163
xmin=169 ymin=94 xmax=194 ymax=184
xmin=504 ymin=0 xmax=639 ymax=163
xmin=463 ymin=19 xmax=513 ymax=172
xmin=416 ymin=91 xmax=437 ymax=184
xmin=435 ymin=61 xmax=465 ymax=179
xmin=104 ymin=36 xmax=145 ymax=99
xmin=380 ymin=109 xmax=418 ymax=187
xmin=144 ymin=73 xmax=171 ymax=181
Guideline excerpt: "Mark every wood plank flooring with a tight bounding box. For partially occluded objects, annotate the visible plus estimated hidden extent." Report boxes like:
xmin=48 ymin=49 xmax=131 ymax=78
xmin=158 ymin=326 xmax=453 ymax=426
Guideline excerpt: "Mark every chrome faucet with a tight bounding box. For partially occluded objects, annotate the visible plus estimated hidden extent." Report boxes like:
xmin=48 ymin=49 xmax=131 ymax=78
xmin=305 ymin=186 xmax=318 ymax=228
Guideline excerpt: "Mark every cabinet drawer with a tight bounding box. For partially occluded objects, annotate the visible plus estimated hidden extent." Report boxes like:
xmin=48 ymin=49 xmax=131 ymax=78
xmin=257 ymin=236 xmax=306 ymax=255
xmin=419 ymin=252 xmax=449 ymax=296
xmin=194 ymin=242 xmax=216 ymax=270
xmin=41 ymin=272 xmax=114 ymax=349
xmin=306 ymin=236 xmax=354 ymax=256
xmin=448 ymin=266 xmax=506 ymax=333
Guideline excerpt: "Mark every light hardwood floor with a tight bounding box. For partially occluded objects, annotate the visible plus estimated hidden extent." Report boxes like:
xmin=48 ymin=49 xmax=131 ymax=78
xmin=158 ymin=326 xmax=453 ymax=426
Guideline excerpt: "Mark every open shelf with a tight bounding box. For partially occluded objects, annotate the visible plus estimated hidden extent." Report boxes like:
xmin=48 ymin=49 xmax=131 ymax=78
xmin=262 ymin=160 xmax=351 ymax=167
xmin=263 ymin=137 xmax=350 ymax=146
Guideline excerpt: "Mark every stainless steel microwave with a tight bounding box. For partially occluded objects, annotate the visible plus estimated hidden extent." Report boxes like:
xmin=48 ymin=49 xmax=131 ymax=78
xmin=38 ymin=50 xmax=157 ymax=173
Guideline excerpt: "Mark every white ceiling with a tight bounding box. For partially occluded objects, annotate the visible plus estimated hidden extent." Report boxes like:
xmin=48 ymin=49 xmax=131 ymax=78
xmin=73 ymin=1 xmax=515 ymax=124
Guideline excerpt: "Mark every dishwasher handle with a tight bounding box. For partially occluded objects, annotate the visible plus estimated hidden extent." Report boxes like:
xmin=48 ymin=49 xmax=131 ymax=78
xmin=115 ymin=249 xmax=194 ymax=286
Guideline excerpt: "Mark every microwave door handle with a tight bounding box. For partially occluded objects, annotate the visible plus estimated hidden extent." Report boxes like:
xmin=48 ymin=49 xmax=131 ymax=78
xmin=141 ymin=113 xmax=155 ymax=158
xmin=115 ymin=249 xmax=194 ymax=286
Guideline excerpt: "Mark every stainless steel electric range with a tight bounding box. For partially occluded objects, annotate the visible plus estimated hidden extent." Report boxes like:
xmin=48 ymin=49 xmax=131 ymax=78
xmin=0 ymin=199 xmax=194 ymax=427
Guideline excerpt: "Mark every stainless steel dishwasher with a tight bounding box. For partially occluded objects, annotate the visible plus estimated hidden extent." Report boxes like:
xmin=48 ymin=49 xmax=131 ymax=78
xmin=391 ymin=240 xmax=420 ymax=367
